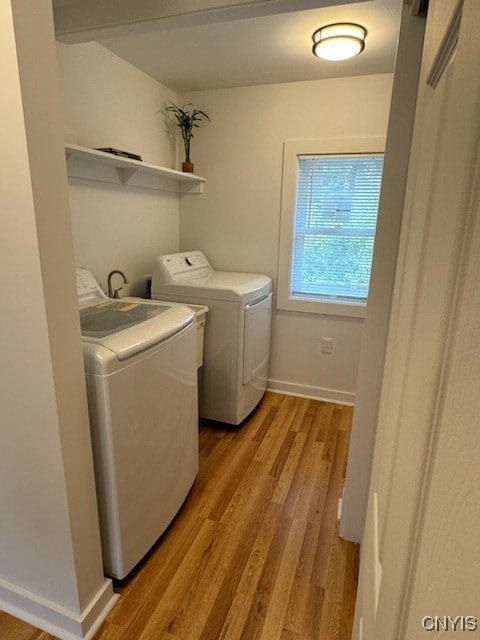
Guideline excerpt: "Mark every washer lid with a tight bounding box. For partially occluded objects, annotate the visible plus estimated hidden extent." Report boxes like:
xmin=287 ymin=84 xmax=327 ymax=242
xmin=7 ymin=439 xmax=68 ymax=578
xmin=152 ymin=271 xmax=272 ymax=303
xmin=80 ymin=298 xmax=194 ymax=360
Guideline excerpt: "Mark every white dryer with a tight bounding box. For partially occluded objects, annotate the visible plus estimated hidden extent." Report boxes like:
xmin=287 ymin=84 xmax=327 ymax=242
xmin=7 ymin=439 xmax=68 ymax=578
xmin=151 ymin=251 xmax=272 ymax=425
xmin=77 ymin=268 xmax=198 ymax=579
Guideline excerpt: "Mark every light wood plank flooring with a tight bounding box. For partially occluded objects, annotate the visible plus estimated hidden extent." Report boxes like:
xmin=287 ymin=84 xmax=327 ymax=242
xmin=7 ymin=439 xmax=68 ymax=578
xmin=0 ymin=393 xmax=358 ymax=640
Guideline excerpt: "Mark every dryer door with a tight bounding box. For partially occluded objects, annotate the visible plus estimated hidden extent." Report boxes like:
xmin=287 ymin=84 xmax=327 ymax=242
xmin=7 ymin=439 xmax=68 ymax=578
xmin=243 ymin=293 xmax=272 ymax=384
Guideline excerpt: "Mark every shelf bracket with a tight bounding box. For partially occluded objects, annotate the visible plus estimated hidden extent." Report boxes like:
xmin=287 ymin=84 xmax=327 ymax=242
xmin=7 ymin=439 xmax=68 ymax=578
xmin=119 ymin=168 xmax=140 ymax=184
xmin=180 ymin=181 xmax=204 ymax=195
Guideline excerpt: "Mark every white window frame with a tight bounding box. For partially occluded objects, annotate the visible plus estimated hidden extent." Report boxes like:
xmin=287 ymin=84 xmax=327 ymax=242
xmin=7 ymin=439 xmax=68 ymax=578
xmin=277 ymin=137 xmax=385 ymax=318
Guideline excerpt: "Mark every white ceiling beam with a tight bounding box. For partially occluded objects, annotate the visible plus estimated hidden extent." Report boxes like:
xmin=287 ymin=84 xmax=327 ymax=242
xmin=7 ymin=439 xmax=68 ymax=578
xmin=54 ymin=0 xmax=367 ymax=43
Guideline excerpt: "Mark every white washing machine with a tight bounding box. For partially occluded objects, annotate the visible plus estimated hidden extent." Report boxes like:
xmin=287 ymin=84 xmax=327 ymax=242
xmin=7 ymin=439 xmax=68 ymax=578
xmin=77 ymin=268 xmax=198 ymax=579
xmin=151 ymin=252 xmax=272 ymax=425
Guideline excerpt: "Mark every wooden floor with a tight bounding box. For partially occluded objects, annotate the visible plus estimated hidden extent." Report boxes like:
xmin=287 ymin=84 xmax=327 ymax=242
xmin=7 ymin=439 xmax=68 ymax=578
xmin=0 ymin=393 xmax=358 ymax=640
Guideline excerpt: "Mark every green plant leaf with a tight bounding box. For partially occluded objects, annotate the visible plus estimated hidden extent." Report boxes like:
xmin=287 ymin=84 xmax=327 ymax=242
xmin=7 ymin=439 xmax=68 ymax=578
xmin=163 ymin=100 xmax=210 ymax=163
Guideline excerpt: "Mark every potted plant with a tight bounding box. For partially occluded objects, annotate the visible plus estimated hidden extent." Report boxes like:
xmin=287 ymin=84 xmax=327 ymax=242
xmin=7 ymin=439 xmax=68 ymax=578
xmin=164 ymin=101 xmax=210 ymax=173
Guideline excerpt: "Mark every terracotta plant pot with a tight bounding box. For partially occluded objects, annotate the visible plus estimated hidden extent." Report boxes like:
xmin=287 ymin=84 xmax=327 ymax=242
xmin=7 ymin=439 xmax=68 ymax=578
xmin=182 ymin=161 xmax=194 ymax=173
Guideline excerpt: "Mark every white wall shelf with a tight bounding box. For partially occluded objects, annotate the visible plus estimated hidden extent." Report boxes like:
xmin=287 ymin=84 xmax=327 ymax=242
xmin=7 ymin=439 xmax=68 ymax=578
xmin=65 ymin=143 xmax=205 ymax=194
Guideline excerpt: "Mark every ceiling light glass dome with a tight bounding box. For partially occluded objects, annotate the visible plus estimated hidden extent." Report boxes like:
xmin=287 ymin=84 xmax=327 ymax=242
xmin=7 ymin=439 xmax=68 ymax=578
xmin=312 ymin=23 xmax=367 ymax=61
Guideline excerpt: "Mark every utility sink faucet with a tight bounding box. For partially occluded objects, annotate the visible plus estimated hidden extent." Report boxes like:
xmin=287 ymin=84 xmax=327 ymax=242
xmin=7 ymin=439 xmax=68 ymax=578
xmin=107 ymin=270 xmax=129 ymax=298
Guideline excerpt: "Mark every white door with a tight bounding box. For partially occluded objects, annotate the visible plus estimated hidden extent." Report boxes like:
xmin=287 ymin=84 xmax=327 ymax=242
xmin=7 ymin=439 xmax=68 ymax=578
xmin=243 ymin=293 xmax=272 ymax=384
xmin=353 ymin=1 xmax=480 ymax=637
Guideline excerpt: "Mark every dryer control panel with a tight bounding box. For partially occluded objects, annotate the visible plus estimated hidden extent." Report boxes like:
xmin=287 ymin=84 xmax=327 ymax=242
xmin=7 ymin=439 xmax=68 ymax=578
xmin=153 ymin=251 xmax=212 ymax=283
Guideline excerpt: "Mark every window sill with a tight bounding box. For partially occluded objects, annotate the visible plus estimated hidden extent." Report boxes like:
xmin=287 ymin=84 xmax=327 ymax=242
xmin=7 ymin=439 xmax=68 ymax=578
xmin=276 ymin=295 xmax=367 ymax=318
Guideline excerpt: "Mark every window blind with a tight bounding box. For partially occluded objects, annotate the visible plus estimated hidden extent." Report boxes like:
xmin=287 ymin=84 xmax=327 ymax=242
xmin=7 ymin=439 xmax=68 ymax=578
xmin=291 ymin=154 xmax=384 ymax=301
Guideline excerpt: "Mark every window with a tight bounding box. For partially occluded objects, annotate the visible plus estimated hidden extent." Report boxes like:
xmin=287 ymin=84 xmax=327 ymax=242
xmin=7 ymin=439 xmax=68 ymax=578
xmin=293 ymin=154 xmax=384 ymax=300
xmin=277 ymin=138 xmax=385 ymax=317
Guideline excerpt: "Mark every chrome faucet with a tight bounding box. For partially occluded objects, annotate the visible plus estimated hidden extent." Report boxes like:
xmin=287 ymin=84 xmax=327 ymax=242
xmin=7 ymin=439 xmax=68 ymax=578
xmin=107 ymin=270 xmax=129 ymax=298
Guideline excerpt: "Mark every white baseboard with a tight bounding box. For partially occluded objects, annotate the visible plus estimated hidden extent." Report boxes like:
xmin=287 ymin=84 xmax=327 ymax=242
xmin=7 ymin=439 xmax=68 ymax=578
xmin=267 ymin=379 xmax=355 ymax=406
xmin=0 ymin=576 xmax=119 ymax=640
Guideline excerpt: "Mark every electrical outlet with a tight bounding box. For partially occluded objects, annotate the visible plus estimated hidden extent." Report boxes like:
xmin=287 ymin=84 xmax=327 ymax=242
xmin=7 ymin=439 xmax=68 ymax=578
xmin=321 ymin=337 xmax=333 ymax=354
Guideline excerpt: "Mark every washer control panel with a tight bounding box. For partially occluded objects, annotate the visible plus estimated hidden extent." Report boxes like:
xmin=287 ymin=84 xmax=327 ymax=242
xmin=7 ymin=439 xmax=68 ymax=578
xmin=76 ymin=267 xmax=107 ymax=304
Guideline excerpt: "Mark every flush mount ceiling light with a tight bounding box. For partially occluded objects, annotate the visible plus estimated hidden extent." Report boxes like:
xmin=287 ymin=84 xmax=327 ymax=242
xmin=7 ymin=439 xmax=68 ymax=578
xmin=312 ymin=23 xmax=367 ymax=61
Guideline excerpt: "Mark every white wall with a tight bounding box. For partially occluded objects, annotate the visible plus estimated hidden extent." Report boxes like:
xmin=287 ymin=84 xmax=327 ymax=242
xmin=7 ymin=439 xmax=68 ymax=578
xmin=56 ymin=42 xmax=181 ymax=296
xmin=179 ymin=75 xmax=393 ymax=402
xmin=0 ymin=1 xmax=116 ymax=637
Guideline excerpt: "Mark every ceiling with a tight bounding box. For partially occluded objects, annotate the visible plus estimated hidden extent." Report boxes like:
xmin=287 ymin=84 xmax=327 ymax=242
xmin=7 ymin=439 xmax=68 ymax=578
xmin=53 ymin=0 xmax=403 ymax=93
